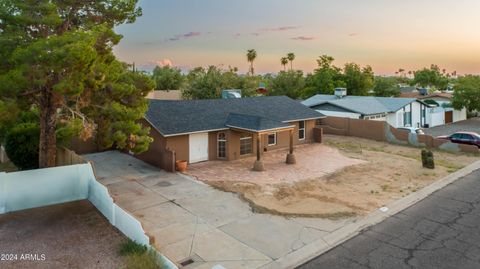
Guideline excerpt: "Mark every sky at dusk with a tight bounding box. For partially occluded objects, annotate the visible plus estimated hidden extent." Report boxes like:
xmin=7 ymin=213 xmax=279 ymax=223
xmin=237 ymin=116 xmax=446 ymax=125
xmin=114 ymin=0 xmax=480 ymax=75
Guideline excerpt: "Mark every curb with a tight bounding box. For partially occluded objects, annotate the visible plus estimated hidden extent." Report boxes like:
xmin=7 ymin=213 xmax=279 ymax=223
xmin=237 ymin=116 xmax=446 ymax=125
xmin=260 ymin=160 xmax=480 ymax=269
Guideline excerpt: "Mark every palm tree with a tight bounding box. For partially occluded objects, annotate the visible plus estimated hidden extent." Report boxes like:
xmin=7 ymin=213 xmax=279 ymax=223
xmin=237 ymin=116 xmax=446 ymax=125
xmin=280 ymin=57 xmax=288 ymax=71
xmin=246 ymin=49 xmax=257 ymax=75
xmin=287 ymin=52 xmax=295 ymax=70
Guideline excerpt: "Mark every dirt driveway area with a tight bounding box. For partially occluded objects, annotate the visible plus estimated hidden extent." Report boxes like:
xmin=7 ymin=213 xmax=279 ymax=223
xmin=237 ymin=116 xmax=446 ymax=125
xmin=0 ymin=200 xmax=127 ymax=269
xmin=424 ymin=117 xmax=480 ymax=137
xmin=186 ymin=135 xmax=478 ymax=219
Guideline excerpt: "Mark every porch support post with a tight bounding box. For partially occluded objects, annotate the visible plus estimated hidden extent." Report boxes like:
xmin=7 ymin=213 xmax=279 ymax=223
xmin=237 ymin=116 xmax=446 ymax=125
xmin=253 ymin=133 xmax=265 ymax=171
xmin=286 ymin=129 xmax=296 ymax=164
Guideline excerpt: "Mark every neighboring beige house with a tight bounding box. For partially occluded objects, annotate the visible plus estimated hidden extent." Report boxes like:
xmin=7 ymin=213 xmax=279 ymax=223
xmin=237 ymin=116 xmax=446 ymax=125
xmin=146 ymin=90 xmax=182 ymax=100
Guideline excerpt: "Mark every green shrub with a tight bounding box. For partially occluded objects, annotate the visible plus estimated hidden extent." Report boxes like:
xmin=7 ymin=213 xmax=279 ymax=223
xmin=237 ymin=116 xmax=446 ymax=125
xmin=119 ymin=239 xmax=148 ymax=256
xmin=119 ymin=240 xmax=167 ymax=269
xmin=5 ymin=123 xmax=39 ymax=170
xmin=421 ymin=149 xmax=435 ymax=169
xmin=125 ymin=250 xmax=164 ymax=269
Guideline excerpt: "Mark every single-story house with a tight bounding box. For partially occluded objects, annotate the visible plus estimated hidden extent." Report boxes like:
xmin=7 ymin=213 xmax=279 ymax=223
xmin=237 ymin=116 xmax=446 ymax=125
xmin=399 ymin=92 xmax=467 ymax=125
xmin=301 ymin=90 xmax=430 ymax=128
xmin=137 ymin=96 xmax=324 ymax=171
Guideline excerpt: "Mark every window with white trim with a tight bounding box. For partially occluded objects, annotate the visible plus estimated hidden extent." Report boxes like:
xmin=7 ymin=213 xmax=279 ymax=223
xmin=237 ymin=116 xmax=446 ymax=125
xmin=217 ymin=132 xmax=227 ymax=158
xmin=298 ymin=121 xmax=305 ymax=140
xmin=268 ymin=133 xmax=276 ymax=146
xmin=240 ymin=134 xmax=252 ymax=155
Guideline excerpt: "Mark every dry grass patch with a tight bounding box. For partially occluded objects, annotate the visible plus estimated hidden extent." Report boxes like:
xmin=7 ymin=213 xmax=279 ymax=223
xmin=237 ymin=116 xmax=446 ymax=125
xmin=203 ymin=135 xmax=477 ymax=219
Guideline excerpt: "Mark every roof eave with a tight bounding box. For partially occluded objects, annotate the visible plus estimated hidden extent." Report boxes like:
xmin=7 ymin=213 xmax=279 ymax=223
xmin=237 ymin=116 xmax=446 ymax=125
xmin=226 ymin=125 xmax=295 ymax=133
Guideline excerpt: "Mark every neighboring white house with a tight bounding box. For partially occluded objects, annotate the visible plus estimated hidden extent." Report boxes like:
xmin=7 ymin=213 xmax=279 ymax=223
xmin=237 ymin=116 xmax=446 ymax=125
xmin=418 ymin=95 xmax=466 ymax=124
xmin=303 ymin=90 xmax=467 ymax=129
xmin=400 ymin=92 xmax=467 ymax=126
xmin=301 ymin=89 xmax=430 ymax=128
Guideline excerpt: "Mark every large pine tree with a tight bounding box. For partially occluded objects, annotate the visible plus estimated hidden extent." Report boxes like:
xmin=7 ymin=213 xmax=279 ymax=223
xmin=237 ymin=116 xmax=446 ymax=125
xmin=0 ymin=0 xmax=153 ymax=168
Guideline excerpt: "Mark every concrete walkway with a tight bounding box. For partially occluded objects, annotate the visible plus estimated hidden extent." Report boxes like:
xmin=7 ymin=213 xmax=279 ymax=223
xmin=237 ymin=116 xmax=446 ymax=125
xmin=85 ymin=151 xmax=355 ymax=269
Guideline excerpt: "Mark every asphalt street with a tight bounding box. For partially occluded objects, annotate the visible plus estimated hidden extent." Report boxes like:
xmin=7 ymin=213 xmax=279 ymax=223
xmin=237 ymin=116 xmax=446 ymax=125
xmin=299 ymin=169 xmax=480 ymax=269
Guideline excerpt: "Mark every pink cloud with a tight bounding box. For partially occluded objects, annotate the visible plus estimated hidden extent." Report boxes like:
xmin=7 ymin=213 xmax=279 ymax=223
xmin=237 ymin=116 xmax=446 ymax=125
xmin=349 ymin=33 xmax=358 ymax=37
xmin=250 ymin=32 xmax=261 ymax=36
xmin=261 ymin=26 xmax=301 ymax=32
xmin=167 ymin=32 xmax=202 ymax=42
xmin=183 ymin=31 xmax=201 ymax=38
xmin=291 ymin=36 xmax=315 ymax=41
xmin=151 ymin=59 xmax=173 ymax=67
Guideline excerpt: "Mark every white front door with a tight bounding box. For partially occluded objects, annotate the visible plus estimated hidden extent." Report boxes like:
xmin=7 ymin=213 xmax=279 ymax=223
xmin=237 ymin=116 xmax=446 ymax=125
xmin=189 ymin=133 xmax=209 ymax=163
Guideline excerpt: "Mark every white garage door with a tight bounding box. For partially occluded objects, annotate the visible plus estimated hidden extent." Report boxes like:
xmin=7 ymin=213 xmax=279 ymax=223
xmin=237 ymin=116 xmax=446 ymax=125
xmin=189 ymin=133 xmax=209 ymax=163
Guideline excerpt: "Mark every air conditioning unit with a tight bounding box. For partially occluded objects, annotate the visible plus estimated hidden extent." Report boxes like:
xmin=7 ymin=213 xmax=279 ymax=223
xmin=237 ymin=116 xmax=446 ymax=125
xmin=221 ymin=89 xmax=242 ymax=99
xmin=334 ymin=88 xmax=347 ymax=98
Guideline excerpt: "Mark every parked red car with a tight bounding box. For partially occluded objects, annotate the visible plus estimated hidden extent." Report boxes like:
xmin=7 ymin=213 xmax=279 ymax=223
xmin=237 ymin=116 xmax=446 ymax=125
xmin=436 ymin=132 xmax=480 ymax=148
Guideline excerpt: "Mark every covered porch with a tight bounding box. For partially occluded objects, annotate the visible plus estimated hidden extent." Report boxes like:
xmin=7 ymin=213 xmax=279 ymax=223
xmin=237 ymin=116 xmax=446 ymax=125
xmin=225 ymin=113 xmax=297 ymax=171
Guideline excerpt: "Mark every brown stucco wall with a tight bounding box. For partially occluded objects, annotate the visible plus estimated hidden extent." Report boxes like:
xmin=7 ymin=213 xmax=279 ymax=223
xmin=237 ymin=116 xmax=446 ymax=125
xmin=166 ymin=135 xmax=189 ymax=162
xmin=226 ymin=130 xmax=249 ymax=160
xmin=208 ymin=131 xmax=219 ymax=160
xmin=135 ymin=119 xmax=168 ymax=168
xmin=224 ymin=120 xmax=316 ymax=160
xmin=318 ymin=116 xmax=386 ymax=141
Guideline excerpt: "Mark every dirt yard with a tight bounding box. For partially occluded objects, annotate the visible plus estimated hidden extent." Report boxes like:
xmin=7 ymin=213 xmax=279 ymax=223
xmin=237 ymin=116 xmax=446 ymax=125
xmin=193 ymin=135 xmax=478 ymax=219
xmin=0 ymin=200 xmax=127 ymax=269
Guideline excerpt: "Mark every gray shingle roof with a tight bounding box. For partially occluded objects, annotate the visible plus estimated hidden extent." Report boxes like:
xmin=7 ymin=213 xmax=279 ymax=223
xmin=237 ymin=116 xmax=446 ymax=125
xmin=225 ymin=113 xmax=293 ymax=132
xmin=146 ymin=96 xmax=323 ymax=136
xmin=302 ymin=95 xmax=417 ymax=116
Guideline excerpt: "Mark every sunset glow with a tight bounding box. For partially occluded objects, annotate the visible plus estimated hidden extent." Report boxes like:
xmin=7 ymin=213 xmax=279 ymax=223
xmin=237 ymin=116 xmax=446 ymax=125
xmin=114 ymin=0 xmax=480 ymax=75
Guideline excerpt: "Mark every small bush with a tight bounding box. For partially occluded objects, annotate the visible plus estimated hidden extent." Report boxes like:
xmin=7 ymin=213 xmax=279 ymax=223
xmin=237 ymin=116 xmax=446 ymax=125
xmin=119 ymin=240 xmax=167 ymax=269
xmin=125 ymin=250 xmax=164 ymax=269
xmin=119 ymin=239 xmax=148 ymax=256
xmin=421 ymin=149 xmax=435 ymax=169
xmin=4 ymin=123 xmax=39 ymax=170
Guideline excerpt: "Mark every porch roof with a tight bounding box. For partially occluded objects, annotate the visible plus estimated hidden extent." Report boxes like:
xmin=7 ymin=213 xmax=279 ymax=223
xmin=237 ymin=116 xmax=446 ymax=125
xmin=225 ymin=113 xmax=294 ymax=133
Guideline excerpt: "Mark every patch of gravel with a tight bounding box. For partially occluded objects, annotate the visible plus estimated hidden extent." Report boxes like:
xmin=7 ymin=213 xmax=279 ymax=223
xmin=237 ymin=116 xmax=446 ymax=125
xmin=0 ymin=200 xmax=127 ymax=269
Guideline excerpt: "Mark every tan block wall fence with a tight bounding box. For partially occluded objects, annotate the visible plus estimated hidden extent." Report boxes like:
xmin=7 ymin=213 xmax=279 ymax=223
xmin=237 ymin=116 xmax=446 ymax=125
xmin=318 ymin=116 xmax=479 ymax=154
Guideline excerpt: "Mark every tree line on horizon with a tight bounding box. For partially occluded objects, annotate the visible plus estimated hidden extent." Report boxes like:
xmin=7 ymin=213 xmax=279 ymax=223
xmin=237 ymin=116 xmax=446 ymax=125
xmin=151 ymin=50 xmax=478 ymax=109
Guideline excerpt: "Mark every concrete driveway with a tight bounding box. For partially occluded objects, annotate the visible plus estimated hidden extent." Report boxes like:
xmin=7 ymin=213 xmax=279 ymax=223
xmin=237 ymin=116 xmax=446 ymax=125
xmin=85 ymin=151 xmax=355 ymax=269
xmin=424 ymin=118 xmax=480 ymax=137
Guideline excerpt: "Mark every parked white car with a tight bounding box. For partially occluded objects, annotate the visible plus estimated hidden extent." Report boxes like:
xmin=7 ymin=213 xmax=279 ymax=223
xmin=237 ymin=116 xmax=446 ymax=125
xmin=398 ymin=127 xmax=425 ymax=135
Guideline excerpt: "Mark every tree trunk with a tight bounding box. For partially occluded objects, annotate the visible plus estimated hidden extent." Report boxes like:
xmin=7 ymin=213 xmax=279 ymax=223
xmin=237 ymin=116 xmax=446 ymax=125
xmin=39 ymin=90 xmax=58 ymax=168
